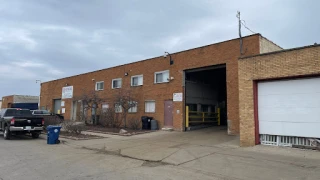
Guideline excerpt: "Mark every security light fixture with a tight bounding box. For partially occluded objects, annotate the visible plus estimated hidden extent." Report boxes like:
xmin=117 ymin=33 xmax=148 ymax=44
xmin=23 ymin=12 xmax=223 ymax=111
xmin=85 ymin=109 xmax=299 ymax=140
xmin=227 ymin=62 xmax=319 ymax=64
xmin=164 ymin=52 xmax=174 ymax=65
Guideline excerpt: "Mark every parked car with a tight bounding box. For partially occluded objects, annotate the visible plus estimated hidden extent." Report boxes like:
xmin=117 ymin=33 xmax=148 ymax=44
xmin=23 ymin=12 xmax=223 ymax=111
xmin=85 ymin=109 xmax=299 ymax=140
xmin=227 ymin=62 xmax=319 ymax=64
xmin=0 ymin=108 xmax=44 ymax=140
xmin=31 ymin=110 xmax=51 ymax=116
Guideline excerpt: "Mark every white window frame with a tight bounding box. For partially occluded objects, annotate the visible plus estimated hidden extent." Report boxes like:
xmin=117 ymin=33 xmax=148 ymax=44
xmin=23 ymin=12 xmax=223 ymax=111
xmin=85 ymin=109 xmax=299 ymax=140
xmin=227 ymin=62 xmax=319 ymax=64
xmin=145 ymin=100 xmax=155 ymax=113
xmin=95 ymin=81 xmax=104 ymax=91
xmin=128 ymin=101 xmax=138 ymax=113
xmin=115 ymin=103 xmax=122 ymax=113
xmin=154 ymin=70 xmax=169 ymax=84
xmin=131 ymin=75 xmax=143 ymax=86
xmin=112 ymin=78 xmax=122 ymax=89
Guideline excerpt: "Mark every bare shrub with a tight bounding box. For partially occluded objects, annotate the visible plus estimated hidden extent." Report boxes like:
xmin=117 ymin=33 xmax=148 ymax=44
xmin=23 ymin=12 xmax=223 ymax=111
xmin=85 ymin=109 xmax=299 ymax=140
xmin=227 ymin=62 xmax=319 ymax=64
xmin=99 ymin=108 xmax=122 ymax=128
xmin=73 ymin=89 xmax=107 ymax=125
xmin=128 ymin=118 xmax=141 ymax=130
xmin=43 ymin=115 xmax=63 ymax=129
xmin=62 ymin=121 xmax=86 ymax=134
xmin=113 ymin=113 xmax=122 ymax=128
xmin=113 ymin=89 xmax=138 ymax=128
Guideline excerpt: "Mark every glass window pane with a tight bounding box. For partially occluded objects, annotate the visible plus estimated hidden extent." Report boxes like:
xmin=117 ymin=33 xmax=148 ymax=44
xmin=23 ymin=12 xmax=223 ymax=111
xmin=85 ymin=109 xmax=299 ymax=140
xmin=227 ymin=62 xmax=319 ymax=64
xmin=132 ymin=77 xmax=138 ymax=86
xmin=163 ymin=71 xmax=169 ymax=82
xmin=145 ymin=101 xmax=155 ymax=112
xmin=138 ymin=76 xmax=143 ymax=85
xmin=156 ymin=73 xmax=163 ymax=83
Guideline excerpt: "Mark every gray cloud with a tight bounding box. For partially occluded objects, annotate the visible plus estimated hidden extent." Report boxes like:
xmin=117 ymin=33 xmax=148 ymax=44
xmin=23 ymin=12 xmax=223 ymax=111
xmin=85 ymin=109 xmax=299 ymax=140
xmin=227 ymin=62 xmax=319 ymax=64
xmin=0 ymin=0 xmax=319 ymax=97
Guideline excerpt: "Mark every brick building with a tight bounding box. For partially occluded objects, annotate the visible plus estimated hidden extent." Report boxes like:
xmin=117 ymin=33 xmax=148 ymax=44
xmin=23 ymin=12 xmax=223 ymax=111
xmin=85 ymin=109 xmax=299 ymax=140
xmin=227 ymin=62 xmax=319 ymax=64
xmin=239 ymin=44 xmax=320 ymax=146
xmin=40 ymin=34 xmax=281 ymax=134
xmin=1 ymin=95 xmax=39 ymax=110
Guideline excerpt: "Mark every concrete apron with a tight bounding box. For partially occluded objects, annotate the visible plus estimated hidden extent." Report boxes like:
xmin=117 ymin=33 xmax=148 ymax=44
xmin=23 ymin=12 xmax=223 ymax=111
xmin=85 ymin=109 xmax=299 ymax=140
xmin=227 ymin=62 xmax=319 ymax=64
xmin=65 ymin=126 xmax=239 ymax=164
xmin=60 ymin=127 xmax=320 ymax=179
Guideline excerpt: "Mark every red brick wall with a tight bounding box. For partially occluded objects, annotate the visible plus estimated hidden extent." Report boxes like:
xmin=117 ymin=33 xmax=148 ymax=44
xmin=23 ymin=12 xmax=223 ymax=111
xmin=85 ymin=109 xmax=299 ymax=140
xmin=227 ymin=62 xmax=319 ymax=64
xmin=41 ymin=34 xmax=261 ymax=132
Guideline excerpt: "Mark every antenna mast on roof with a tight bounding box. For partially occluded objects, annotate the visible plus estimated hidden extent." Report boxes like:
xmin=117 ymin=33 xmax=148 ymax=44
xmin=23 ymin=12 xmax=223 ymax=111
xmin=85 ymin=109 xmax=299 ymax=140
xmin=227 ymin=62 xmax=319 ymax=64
xmin=237 ymin=11 xmax=244 ymax=55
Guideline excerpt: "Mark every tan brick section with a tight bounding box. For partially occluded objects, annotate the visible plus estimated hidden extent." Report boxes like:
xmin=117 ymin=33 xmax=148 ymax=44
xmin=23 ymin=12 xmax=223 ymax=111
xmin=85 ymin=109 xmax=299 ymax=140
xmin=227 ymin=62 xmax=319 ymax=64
xmin=1 ymin=95 xmax=14 ymax=109
xmin=41 ymin=34 xmax=263 ymax=132
xmin=239 ymin=45 xmax=320 ymax=146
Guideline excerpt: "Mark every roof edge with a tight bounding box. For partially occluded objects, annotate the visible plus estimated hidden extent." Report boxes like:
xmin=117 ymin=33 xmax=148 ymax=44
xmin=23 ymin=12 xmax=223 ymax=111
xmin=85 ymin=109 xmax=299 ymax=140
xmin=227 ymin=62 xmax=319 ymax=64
xmin=240 ymin=43 xmax=320 ymax=60
xmin=260 ymin=35 xmax=283 ymax=49
xmin=42 ymin=34 xmax=261 ymax=84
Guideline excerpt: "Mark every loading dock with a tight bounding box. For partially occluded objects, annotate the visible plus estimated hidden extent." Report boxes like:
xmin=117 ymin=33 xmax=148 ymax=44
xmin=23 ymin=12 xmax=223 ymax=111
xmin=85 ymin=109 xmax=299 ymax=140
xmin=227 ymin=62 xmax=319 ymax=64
xmin=184 ymin=65 xmax=227 ymax=131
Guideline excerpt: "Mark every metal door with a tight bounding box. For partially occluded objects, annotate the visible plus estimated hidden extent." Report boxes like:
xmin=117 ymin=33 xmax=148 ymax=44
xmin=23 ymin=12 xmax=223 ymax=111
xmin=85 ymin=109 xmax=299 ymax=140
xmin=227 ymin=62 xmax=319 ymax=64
xmin=164 ymin=100 xmax=173 ymax=127
xmin=72 ymin=101 xmax=77 ymax=120
xmin=54 ymin=99 xmax=61 ymax=114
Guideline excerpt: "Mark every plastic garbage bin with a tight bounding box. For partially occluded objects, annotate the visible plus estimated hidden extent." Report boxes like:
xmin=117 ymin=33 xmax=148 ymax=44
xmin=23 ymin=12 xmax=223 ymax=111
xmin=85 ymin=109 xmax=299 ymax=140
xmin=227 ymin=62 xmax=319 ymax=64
xmin=150 ymin=120 xmax=158 ymax=130
xmin=47 ymin=125 xmax=62 ymax=144
xmin=141 ymin=116 xmax=152 ymax=130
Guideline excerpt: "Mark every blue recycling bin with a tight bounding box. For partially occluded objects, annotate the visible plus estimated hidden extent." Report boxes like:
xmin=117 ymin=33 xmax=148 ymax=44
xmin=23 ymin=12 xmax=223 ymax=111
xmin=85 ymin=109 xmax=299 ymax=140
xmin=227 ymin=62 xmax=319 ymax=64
xmin=46 ymin=125 xmax=62 ymax=144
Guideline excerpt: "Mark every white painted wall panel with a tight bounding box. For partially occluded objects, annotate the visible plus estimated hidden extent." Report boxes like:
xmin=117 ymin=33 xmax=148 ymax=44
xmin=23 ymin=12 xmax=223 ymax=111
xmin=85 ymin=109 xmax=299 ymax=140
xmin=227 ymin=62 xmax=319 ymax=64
xmin=258 ymin=78 xmax=320 ymax=138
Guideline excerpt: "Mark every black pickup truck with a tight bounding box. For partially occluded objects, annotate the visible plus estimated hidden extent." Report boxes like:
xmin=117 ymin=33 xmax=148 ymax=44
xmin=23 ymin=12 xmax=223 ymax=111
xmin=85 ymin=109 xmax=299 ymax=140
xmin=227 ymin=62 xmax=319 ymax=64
xmin=0 ymin=108 xmax=44 ymax=140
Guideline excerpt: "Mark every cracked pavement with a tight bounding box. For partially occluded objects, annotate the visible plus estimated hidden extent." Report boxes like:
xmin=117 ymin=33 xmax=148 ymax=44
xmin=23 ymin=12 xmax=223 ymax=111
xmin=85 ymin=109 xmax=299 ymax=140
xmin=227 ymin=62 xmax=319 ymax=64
xmin=1 ymin=127 xmax=320 ymax=180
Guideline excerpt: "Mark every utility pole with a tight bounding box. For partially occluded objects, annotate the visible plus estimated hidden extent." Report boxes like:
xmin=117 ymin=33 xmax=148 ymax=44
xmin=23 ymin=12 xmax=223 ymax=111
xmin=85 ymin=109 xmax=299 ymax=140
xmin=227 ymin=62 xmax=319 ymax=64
xmin=36 ymin=80 xmax=41 ymax=109
xmin=236 ymin=11 xmax=244 ymax=55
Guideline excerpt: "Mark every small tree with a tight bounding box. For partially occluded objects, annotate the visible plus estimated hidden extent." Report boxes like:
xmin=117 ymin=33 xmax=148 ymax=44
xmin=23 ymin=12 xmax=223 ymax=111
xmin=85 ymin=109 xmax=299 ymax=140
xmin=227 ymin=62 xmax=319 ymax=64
xmin=113 ymin=89 xmax=138 ymax=128
xmin=73 ymin=89 xmax=106 ymax=125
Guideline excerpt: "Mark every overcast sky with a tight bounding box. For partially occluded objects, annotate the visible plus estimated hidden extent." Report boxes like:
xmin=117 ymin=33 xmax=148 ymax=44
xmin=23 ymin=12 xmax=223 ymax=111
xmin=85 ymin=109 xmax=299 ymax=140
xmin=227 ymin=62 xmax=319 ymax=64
xmin=0 ymin=0 xmax=319 ymax=98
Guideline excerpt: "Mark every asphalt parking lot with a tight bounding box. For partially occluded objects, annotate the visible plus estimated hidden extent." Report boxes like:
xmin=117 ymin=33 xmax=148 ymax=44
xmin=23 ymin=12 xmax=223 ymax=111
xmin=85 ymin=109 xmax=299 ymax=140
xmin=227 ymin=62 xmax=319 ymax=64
xmin=0 ymin=134 xmax=222 ymax=180
xmin=1 ymin=129 xmax=320 ymax=180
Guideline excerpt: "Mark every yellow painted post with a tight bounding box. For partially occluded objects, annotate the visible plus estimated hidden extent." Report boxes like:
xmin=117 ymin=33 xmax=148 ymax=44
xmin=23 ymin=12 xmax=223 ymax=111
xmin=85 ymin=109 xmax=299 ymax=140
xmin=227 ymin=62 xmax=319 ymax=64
xmin=217 ymin=108 xmax=221 ymax=126
xmin=202 ymin=112 xmax=205 ymax=122
xmin=186 ymin=106 xmax=189 ymax=128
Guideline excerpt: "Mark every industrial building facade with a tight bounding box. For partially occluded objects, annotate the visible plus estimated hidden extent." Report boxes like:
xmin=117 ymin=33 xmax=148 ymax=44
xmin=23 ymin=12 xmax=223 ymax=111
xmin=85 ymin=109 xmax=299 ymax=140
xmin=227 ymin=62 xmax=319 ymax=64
xmin=1 ymin=95 xmax=39 ymax=110
xmin=40 ymin=34 xmax=281 ymax=135
xmin=239 ymin=44 xmax=320 ymax=146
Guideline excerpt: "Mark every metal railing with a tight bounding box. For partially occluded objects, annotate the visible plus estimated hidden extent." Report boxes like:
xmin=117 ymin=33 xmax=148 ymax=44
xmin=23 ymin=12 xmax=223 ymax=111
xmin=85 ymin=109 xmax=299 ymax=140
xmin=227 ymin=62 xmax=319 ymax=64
xmin=185 ymin=106 xmax=220 ymax=128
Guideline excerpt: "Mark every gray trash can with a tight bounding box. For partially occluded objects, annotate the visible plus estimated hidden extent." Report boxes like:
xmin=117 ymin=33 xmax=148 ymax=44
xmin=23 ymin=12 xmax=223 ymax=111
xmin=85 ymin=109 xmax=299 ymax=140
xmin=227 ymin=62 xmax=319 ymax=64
xmin=150 ymin=120 xmax=158 ymax=130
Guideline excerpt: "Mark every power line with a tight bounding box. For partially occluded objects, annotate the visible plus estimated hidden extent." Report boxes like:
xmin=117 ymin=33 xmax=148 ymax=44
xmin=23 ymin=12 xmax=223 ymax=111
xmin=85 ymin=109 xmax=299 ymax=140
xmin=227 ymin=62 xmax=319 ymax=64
xmin=241 ymin=20 xmax=256 ymax=34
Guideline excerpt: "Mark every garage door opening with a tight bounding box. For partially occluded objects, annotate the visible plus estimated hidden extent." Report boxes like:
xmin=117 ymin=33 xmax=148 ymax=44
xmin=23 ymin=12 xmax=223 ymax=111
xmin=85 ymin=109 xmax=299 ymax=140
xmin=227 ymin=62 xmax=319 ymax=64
xmin=185 ymin=65 xmax=227 ymax=131
xmin=257 ymin=77 xmax=320 ymax=148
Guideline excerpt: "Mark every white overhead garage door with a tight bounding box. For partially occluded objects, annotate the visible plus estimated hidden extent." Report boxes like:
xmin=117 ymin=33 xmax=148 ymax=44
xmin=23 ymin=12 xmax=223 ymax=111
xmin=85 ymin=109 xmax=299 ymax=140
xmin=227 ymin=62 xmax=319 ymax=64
xmin=258 ymin=77 xmax=320 ymax=138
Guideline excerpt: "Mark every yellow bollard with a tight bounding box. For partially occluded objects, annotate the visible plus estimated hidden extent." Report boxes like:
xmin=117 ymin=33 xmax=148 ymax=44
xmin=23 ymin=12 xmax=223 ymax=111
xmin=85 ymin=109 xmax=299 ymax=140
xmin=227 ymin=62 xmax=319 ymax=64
xmin=202 ymin=112 xmax=205 ymax=122
xmin=186 ymin=106 xmax=189 ymax=128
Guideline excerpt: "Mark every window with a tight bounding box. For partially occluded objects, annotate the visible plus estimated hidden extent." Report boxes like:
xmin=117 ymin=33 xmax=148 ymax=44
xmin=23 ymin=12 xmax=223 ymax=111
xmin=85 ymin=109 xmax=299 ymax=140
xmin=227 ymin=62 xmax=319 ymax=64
xmin=112 ymin=78 xmax=122 ymax=89
xmin=95 ymin=81 xmax=104 ymax=91
xmin=102 ymin=103 xmax=109 ymax=109
xmin=115 ymin=103 xmax=122 ymax=113
xmin=4 ymin=109 xmax=32 ymax=117
xmin=145 ymin=101 xmax=155 ymax=113
xmin=131 ymin=75 xmax=143 ymax=86
xmin=128 ymin=101 xmax=138 ymax=113
xmin=155 ymin=70 xmax=169 ymax=83
xmin=34 ymin=110 xmax=43 ymax=115
xmin=41 ymin=110 xmax=50 ymax=115
xmin=92 ymin=104 xmax=97 ymax=115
